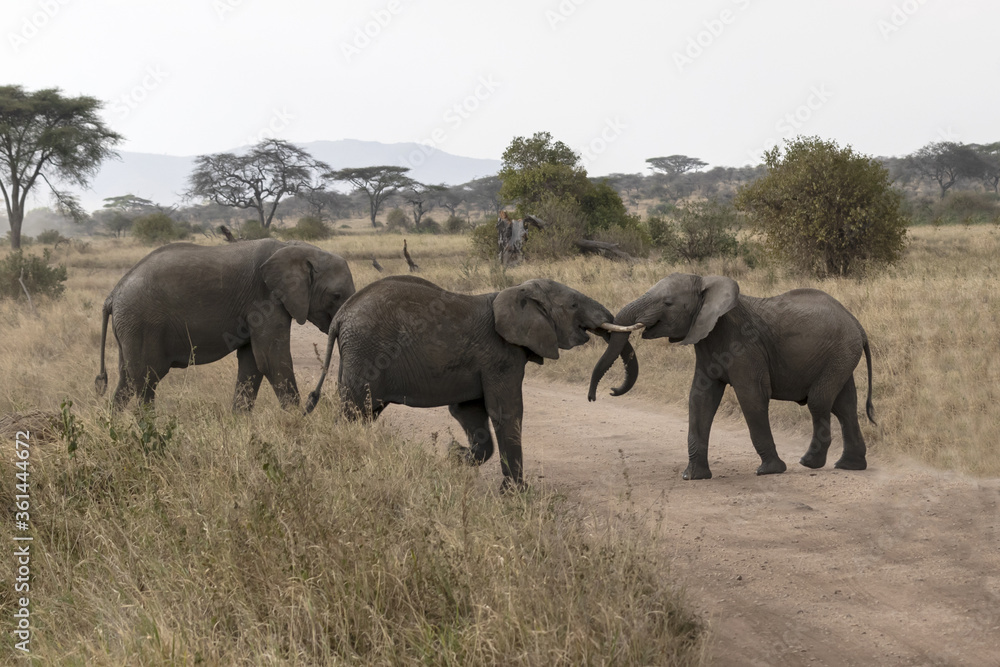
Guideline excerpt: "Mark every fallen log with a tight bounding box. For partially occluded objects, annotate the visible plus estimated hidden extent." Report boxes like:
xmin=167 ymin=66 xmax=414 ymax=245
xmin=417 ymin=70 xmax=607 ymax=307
xmin=574 ymin=238 xmax=635 ymax=261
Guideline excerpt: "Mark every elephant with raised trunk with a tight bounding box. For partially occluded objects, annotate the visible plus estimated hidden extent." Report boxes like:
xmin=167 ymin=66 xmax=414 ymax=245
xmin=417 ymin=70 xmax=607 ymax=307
xmin=589 ymin=273 xmax=875 ymax=480
xmin=95 ymin=239 xmax=355 ymax=411
xmin=305 ymin=275 xmax=635 ymax=490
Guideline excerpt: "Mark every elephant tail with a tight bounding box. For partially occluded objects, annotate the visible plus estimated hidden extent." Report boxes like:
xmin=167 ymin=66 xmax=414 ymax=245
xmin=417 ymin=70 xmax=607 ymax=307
xmin=304 ymin=317 xmax=339 ymax=414
xmin=863 ymin=334 xmax=876 ymax=425
xmin=95 ymin=297 xmax=112 ymax=396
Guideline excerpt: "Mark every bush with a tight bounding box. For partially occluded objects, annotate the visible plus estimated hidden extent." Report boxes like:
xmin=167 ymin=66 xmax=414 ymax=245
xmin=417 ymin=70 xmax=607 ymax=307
xmin=0 ymin=249 xmax=68 ymax=300
xmin=930 ymin=191 xmax=999 ymax=224
xmin=240 ymin=219 xmax=270 ymax=240
xmin=414 ymin=215 xmax=441 ymax=234
xmin=132 ymin=213 xmax=190 ymax=244
xmin=736 ymin=136 xmax=908 ymax=277
xmin=445 ymin=215 xmax=467 ymax=234
xmin=523 ymin=194 xmax=587 ymax=260
xmin=469 ymin=221 xmax=498 ymax=260
xmin=385 ymin=207 xmax=410 ymax=232
xmin=590 ymin=225 xmax=651 ymax=258
xmin=36 ymin=229 xmax=69 ymax=246
xmin=281 ymin=216 xmax=332 ymax=241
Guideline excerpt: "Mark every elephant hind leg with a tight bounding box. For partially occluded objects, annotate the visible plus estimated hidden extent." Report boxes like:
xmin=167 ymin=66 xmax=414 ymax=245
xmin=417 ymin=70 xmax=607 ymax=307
xmin=831 ymin=377 xmax=867 ymax=470
xmin=448 ymin=399 xmax=495 ymax=466
xmin=339 ymin=384 xmax=384 ymax=422
xmin=800 ymin=401 xmax=834 ymax=469
xmin=233 ymin=345 xmax=264 ymax=412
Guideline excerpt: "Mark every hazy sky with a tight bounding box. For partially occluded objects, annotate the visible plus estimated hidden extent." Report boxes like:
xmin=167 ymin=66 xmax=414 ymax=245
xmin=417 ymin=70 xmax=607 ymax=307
xmin=6 ymin=0 xmax=997 ymax=176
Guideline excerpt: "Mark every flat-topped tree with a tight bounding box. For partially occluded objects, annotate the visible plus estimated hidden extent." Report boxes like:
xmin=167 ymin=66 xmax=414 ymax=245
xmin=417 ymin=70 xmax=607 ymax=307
xmin=645 ymin=155 xmax=707 ymax=177
xmin=0 ymin=85 xmax=123 ymax=249
xmin=325 ymin=165 xmax=411 ymax=228
xmin=186 ymin=139 xmax=329 ymax=229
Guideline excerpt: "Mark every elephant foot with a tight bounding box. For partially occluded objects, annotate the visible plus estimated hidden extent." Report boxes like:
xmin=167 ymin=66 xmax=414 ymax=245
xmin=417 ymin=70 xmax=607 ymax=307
xmin=799 ymin=451 xmax=828 ymax=469
xmin=499 ymin=477 xmax=528 ymax=494
xmin=756 ymin=457 xmax=787 ymax=475
xmin=682 ymin=463 xmax=712 ymax=480
xmin=834 ymin=455 xmax=867 ymax=471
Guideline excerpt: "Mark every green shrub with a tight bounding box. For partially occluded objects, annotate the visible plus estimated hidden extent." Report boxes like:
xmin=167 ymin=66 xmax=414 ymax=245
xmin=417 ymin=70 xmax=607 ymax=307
xmin=736 ymin=136 xmax=908 ymax=277
xmin=0 ymin=249 xmax=68 ymax=300
xmin=523 ymin=194 xmax=587 ymax=260
xmin=385 ymin=207 xmax=410 ymax=232
xmin=445 ymin=215 xmax=467 ymax=234
xmin=36 ymin=229 xmax=69 ymax=246
xmin=469 ymin=221 xmax=498 ymax=260
xmin=590 ymin=225 xmax=651 ymax=258
xmin=281 ymin=215 xmax=332 ymax=241
xmin=240 ymin=219 xmax=270 ymax=240
xmin=930 ymin=191 xmax=999 ymax=224
xmin=647 ymin=201 xmax=742 ymax=263
xmin=414 ymin=215 xmax=441 ymax=234
xmin=132 ymin=212 xmax=190 ymax=244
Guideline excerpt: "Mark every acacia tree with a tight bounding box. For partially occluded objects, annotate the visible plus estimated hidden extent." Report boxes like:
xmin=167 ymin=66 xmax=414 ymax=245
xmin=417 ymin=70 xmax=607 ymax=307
xmin=401 ymin=181 xmax=447 ymax=227
xmin=0 ymin=86 xmax=123 ymax=249
xmin=186 ymin=139 xmax=329 ymax=229
xmin=645 ymin=155 xmax=707 ymax=177
xmin=736 ymin=136 xmax=908 ymax=277
xmin=98 ymin=194 xmax=159 ymax=237
xmin=905 ymin=142 xmax=987 ymax=199
xmin=325 ymin=165 xmax=411 ymax=228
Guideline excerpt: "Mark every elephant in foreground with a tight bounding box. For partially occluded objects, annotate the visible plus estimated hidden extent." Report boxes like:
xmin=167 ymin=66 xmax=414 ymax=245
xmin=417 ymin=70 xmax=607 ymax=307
xmin=305 ymin=275 xmax=635 ymax=490
xmin=95 ymin=239 xmax=355 ymax=411
xmin=590 ymin=273 xmax=874 ymax=480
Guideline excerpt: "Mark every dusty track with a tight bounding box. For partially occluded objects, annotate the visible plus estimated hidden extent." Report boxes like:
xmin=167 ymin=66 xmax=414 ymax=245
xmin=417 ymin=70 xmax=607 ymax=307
xmin=291 ymin=325 xmax=1000 ymax=666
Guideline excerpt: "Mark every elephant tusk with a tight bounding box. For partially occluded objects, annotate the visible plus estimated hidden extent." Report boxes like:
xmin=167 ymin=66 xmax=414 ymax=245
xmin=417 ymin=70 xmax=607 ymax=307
xmin=599 ymin=322 xmax=645 ymax=333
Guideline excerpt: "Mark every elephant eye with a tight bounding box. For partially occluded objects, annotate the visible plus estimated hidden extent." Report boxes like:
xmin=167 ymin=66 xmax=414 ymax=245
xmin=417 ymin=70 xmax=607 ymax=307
xmin=664 ymin=300 xmax=673 ymax=307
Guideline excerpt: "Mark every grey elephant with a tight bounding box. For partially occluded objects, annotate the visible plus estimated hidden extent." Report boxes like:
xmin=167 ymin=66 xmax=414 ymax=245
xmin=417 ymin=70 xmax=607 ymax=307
xmin=589 ymin=273 xmax=874 ymax=480
xmin=95 ymin=239 xmax=355 ymax=411
xmin=305 ymin=275 xmax=635 ymax=490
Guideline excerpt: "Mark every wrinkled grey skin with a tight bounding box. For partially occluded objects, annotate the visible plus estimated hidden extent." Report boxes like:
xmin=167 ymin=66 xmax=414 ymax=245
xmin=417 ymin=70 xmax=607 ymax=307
xmin=306 ymin=275 xmax=633 ymax=491
xmin=95 ymin=239 xmax=355 ymax=411
xmin=590 ymin=273 xmax=874 ymax=480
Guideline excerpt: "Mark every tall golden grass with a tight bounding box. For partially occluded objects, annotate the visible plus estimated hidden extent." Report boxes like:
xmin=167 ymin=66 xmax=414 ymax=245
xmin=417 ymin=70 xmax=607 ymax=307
xmin=0 ymin=235 xmax=705 ymax=665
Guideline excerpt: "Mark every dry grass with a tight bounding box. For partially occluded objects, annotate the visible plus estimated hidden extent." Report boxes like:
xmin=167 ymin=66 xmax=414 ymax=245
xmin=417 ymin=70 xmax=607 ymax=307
xmin=0 ymin=234 xmax=704 ymax=665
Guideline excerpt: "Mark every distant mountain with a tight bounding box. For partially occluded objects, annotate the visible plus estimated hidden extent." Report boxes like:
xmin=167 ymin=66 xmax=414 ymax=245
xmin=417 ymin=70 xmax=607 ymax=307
xmin=74 ymin=139 xmax=501 ymax=212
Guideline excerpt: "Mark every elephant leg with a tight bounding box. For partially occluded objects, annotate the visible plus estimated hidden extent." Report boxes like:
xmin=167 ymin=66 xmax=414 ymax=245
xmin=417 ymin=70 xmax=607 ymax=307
xmin=233 ymin=344 xmax=264 ymax=412
xmin=448 ymin=399 xmax=495 ymax=466
xmin=253 ymin=335 xmax=300 ymax=409
xmin=684 ymin=371 xmax=726 ymax=480
xmin=800 ymin=399 xmax=835 ymax=469
xmin=486 ymin=390 xmax=525 ymax=492
xmin=112 ymin=347 xmax=135 ymax=410
xmin=339 ymin=383 xmax=384 ymax=422
xmin=733 ymin=383 xmax=787 ymax=475
xmin=832 ymin=377 xmax=867 ymax=470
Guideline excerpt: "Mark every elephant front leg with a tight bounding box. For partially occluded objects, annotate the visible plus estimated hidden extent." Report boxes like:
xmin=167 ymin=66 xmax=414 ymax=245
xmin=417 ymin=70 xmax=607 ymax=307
xmin=486 ymin=392 xmax=526 ymax=492
xmin=448 ymin=399 xmax=495 ymax=466
xmin=233 ymin=344 xmax=264 ymax=412
xmin=252 ymin=333 xmax=300 ymax=409
xmin=734 ymin=384 xmax=787 ymax=476
xmin=684 ymin=372 xmax=726 ymax=480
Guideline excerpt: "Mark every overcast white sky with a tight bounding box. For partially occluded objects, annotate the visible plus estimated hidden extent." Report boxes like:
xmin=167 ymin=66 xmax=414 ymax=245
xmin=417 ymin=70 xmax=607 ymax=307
xmin=6 ymin=0 xmax=997 ymax=175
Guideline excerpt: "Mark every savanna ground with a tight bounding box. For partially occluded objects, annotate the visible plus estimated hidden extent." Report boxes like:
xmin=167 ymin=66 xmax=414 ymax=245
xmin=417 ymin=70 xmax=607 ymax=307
xmin=2 ymin=224 xmax=999 ymax=664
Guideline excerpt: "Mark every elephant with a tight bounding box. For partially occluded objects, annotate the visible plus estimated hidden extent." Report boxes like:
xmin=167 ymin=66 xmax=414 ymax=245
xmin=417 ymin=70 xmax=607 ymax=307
xmin=304 ymin=275 xmax=635 ymax=490
xmin=589 ymin=273 xmax=874 ymax=480
xmin=95 ymin=239 xmax=355 ymax=411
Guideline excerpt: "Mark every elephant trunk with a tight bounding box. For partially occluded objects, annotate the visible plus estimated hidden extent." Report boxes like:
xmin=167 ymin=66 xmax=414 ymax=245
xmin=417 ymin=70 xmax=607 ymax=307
xmin=588 ymin=299 xmax=643 ymax=401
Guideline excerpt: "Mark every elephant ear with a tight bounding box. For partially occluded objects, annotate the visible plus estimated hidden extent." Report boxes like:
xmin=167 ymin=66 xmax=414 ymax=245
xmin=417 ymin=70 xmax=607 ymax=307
xmin=493 ymin=282 xmax=560 ymax=360
xmin=261 ymin=244 xmax=313 ymax=325
xmin=681 ymin=275 xmax=739 ymax=345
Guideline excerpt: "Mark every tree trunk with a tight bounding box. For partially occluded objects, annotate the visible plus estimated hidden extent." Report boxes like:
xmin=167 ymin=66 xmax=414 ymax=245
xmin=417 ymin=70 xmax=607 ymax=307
xmin=8 ymin=206 xmax=24 ymax=250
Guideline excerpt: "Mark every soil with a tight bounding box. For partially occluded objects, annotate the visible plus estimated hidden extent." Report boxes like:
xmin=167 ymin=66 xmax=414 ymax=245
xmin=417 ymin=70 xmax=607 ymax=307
xmin=291 ymin=325 xmax=1000 ymax=666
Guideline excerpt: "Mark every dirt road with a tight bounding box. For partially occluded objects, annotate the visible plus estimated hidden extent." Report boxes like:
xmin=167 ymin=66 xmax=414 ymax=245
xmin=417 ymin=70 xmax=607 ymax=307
xmin=291 ymin=326 xmax=1000 ymax=666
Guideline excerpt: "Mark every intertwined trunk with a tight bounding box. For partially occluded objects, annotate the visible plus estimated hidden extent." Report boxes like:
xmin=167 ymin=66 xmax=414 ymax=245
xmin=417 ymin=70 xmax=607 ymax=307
xmin=588 ymin=299 xmax=643 ymax=400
